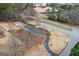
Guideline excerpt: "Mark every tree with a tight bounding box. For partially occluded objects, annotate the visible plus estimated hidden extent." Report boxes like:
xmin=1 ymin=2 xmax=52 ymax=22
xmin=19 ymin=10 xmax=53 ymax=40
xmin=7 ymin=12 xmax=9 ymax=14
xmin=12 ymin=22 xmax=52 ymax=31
xmin=46 ymin=8 xmax=62 ymax=22
xmin=55 ymin=9 xmax=62 ymax=20
xmin=0 ymin=3 xmax=10 ymax=20
xmin=0 ymin=3 xmax=33 ymax=21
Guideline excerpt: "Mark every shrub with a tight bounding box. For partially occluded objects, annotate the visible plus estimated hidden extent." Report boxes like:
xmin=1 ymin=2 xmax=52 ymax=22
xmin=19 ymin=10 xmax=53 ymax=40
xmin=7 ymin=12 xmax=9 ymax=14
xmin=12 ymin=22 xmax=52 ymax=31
xmin=46 ymin=8 xmax=68 ymax=23
xmin=16 ymin=18 xmax=36 ymax=27
xmin=46 ymin=9 xmax=56 ymax=20
xmin=38 ymin=27 xmax=51 ymax=36
xmin=70 ymin=42 xmax=79 ymax=56
xmin=57 ymin=18 xmax=68 ymax=23
xmin=27 ymin=23 xmax=36 ymax=27
xmin=16 ymin=18 xmax=27 ymax=24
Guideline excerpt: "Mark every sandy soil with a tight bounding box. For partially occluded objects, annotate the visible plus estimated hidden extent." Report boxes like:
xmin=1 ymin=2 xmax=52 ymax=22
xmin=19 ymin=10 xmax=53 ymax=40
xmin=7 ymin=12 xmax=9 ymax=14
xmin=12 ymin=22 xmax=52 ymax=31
xmin=0 ymin=22 xmax=50 ymax=56
xmin=28 ymin=21 xmax=70 ymax=54
xmin=0 ymin=22 xmax=21 ymax=31
xmin=48 ymin=30 xmax=69 ymax=54
xmin=25 ymin=38 xmax=50 ymax=56
xmin=0 ymin=22 xmax=69 ymax=55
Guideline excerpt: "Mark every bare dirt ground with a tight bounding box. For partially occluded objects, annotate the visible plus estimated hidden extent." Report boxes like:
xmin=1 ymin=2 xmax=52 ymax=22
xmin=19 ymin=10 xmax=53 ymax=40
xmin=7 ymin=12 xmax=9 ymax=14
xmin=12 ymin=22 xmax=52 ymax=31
xmin=0 ymin=22 xmax=69 ymax=55
xmin=0 ymin=22 xmax=21 ymax=30
xmin=0 ymin=22 xmax=49 ymax=56
xmin=25 ymin=20 xmax=70 ymax=54
xmin=48 ymin=30 xmax=69 ymax=54
xmin=25 ymin=38 xmax=50 ymax=56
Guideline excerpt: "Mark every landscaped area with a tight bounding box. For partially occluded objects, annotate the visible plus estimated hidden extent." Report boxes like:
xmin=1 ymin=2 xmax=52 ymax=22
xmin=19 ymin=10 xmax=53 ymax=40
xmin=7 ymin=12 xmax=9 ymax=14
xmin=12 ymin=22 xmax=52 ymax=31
xmin=0 ymin=3 xmax=79 ymax=56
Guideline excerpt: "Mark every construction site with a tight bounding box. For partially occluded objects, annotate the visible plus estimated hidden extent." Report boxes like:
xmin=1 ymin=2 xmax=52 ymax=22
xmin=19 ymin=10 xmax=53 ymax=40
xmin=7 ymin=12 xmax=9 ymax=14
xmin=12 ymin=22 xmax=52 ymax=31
xmin=0 ymin=3 xmax=79 ymax=56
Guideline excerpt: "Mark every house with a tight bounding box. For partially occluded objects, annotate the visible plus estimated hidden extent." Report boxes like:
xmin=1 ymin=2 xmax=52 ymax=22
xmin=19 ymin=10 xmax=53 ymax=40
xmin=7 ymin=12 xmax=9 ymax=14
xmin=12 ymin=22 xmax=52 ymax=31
xmin=34 ymin=3 xmax=52 ymax=13
xmin=34 ymin=3 xmax=47 ymax=7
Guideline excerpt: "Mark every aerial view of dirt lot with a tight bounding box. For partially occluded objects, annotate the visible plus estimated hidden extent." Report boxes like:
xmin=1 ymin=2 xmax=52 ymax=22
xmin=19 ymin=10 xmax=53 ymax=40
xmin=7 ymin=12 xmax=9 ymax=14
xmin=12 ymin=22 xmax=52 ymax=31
xmin=0 ymin=3 xmax=79 ymax=56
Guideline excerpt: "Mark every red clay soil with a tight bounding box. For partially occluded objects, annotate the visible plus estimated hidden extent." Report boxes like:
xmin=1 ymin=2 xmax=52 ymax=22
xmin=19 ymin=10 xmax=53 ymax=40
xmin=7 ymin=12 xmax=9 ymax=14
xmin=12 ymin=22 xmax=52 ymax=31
xmin=8 ymin=28 xmax=49 ymax=56
xmin=14 ymin=29 xmax=44 ymax=48
xmin=0 ymin=32 xmax=5 ymax=39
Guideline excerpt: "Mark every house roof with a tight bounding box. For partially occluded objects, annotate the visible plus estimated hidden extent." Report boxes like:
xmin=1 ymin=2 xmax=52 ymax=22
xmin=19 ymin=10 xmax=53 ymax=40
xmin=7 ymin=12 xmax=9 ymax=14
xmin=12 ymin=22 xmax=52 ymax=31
xmin=34 ymin=7 xmax=52 ymax=13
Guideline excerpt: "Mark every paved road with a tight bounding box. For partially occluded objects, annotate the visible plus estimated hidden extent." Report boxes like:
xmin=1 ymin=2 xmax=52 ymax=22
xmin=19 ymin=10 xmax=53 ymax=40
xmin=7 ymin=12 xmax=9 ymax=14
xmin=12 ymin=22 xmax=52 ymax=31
xmin=44 ymin=35 xmax=58 ymax=56
xmin=39 ymin=22 xmax=79 ymax=56
xmin=23 ymin=12 xmax=79 ymax=55
xmin=25 ymin=26 xmax=58 ymax=56
xmin=29 ymin=18 xmax=79 ymax=55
